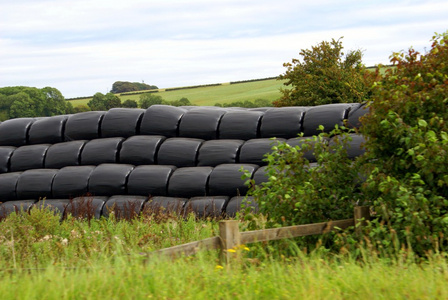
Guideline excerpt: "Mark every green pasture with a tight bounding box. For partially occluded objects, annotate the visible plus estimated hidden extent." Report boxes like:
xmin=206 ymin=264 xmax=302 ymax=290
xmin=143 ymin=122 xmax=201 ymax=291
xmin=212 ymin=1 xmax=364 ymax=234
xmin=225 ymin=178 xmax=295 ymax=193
xmin=68 ymin=78 xmax=286 ymax=107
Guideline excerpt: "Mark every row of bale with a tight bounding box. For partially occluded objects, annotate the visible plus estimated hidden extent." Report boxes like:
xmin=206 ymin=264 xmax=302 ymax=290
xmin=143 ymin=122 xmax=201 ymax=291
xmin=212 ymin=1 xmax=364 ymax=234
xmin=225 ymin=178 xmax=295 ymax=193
xmin=0 ymin=103 xmax=369 ymax=220
xmin=0 ymin=133 xmax=365 ymax=174
xmin=0 ymin=103 xmax=366 ymax=146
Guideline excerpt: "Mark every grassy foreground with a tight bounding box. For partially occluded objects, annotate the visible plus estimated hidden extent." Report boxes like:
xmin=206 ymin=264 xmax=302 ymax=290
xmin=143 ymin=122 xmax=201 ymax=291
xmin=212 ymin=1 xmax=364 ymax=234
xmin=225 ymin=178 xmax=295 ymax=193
xmin=1 ymin=208 xmax=447 ymax=299
xmin=68 ymin=78 xmax=286 ymax=107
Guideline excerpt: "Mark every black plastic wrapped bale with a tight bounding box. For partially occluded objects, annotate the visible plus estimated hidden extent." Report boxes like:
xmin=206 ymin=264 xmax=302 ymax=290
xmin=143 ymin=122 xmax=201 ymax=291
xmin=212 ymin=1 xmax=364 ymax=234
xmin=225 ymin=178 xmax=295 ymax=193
xmin=127 ymin=165 xmax=176 ymax=197
xmin=33 ymin=199 xmax=70 ymax=218
xmin=347 ymin=102 xmax=369 ymax=129
xmin=0 ymin=146 xmax=16 ymax=173
xmin=184 ymin=196 xmax=229 ymax=218
xmin=0 ymin=200 xmax=36 ymax=220
xmin=139 ymin=105 xmax=186 ymax=137
xmin=197 ymin=139 xmax=244 ymax=167
xmin=0 ymin=172 xmax=22 ymax=201
xmin=65 ymin=196 xmax=108 ymax=219
xmin=100 ymin=108 xmax=145 ymax=138
xmin=119 ymin=135 xmax=166 ymax=165
xmin=143 ymin=196 xmax=187 ymax=215
xmin=218 ymin=110 xmax=263 ymax=140
xmin=28 ymin=115 xmax=68 ymax=145
xmin=80 ymin=137 xmax=124 ymax=165
xmin=157 ymin=137 xmax=203 ymax=167
xmin=225 ymin=196 xmax=259 ymax=218
xmin=102 ymin=195 xmax=148 ymax=220
xmin=302 ymin=104 xmax=352 ymax=136
xmin=10 ymin=144 xmax=50 ymax=172
xmin=45 ymin=140 xmax=87 ymax=169
xmin=239 ymin=138 xmax=286 ymax=166
xmin=178 ymin=107 xmax=226 ymax=140
xmin=329 ymin=133 xmax=366 ymax=159
xmin=167 ymin=167 xmax=213 ymax=198
xmin=52 ymin=166 xmax=96 ymax=199
xmin=287 ymin=136 xmax=329 ymax=162
xmin=260 ymin=107 xmax=307 ymax=139
xmin=16 ymin=169 xmax=58 ymax=200
xmin=0 ymin=118 xmax=35 ymax=147
xmin=208 ymin=164 xmax=258 ymax=197
xmin=88 ymin=164 xmax=134 ymax=196
xmin=65 ymin=111 xmax=105 ymax=141
xmin=253 ymin=166 xmax=269 ymax=185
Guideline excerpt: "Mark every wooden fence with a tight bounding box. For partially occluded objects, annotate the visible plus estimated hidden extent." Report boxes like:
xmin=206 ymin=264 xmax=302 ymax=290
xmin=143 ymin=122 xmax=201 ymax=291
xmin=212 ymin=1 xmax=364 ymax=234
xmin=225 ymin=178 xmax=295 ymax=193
xmin=145 ymin=206 xmax=370 ymax=264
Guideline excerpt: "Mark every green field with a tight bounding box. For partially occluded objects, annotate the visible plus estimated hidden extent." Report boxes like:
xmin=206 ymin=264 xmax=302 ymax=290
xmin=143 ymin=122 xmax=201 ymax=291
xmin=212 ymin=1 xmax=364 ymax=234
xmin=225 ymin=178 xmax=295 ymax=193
xmin=68 ymin=78 xmax=286 ymax=107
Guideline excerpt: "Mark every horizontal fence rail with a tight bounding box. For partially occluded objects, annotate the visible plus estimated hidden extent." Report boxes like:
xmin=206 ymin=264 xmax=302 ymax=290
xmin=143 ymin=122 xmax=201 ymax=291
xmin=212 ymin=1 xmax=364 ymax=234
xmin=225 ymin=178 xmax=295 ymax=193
xmin=144 ymin=206 xmax=370 ymax=263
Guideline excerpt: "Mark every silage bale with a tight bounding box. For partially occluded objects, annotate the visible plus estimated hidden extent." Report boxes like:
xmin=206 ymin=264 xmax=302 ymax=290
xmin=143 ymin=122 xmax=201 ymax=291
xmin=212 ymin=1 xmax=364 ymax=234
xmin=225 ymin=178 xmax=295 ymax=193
xmin=197 ymin=139 xmax=244 ymax=167
xmin=100 ymin=108 xmax=145 ymax=138
xmin=119 ymin=135 xmax=166 ymax=165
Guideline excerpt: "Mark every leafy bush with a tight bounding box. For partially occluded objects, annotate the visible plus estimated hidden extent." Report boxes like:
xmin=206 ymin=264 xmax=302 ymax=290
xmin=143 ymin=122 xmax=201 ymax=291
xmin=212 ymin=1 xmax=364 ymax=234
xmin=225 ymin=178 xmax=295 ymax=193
xmin=243 ymin=128 xmax=363 ymax=249
xmin=360 ymin=31 xmax=448 ymax=255
xmin=275 ymin=38 xmax=377 ymax=107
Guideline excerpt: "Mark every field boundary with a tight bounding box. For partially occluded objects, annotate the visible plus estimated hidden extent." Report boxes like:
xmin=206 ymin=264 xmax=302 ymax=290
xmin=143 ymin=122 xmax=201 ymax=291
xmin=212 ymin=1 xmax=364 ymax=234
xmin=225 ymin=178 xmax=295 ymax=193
xmin=145 ymin=206 xmax=370 ymax=263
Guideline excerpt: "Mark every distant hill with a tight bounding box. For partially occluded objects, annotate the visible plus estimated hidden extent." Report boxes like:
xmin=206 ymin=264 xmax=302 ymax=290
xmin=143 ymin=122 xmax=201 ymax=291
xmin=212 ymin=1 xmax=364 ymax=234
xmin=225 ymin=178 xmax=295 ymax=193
xmin=67 ymin=77 xmax=286 ymax=107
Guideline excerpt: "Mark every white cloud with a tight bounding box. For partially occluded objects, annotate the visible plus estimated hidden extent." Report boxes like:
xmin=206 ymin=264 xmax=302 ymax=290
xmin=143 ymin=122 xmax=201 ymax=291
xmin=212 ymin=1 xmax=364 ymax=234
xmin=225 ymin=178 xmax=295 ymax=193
xmin=1 ymin=0 xmax=447 ymax=97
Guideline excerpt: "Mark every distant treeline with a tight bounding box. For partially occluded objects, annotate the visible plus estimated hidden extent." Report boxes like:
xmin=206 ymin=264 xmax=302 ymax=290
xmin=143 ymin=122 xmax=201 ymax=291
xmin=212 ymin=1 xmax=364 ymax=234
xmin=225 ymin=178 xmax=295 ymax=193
xmin=229 ymin=76 xmax=279 ymax=85
xmin=111 ymin=81 xmax=158 ymax=93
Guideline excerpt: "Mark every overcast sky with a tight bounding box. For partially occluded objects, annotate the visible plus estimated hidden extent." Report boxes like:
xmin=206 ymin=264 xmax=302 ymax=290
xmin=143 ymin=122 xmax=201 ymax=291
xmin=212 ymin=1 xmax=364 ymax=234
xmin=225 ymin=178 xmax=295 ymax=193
xmin=1 ymin=0 xmax=447 ymax=98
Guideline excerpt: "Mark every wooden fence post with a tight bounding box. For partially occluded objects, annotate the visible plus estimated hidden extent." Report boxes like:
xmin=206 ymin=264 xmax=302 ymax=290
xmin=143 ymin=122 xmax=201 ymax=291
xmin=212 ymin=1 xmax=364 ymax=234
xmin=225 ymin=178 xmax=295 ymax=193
xmin=219 ymin=220 xmax=241 ymax=264
xmin=354 ymin=206 xmax=370 ymax=235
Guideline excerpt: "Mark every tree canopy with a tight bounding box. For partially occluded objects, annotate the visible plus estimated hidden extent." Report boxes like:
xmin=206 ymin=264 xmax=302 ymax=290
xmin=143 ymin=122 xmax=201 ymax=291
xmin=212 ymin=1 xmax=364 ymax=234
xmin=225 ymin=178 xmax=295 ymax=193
xmin=111 ymin=81 xmax=158 ymax=93
xmin=275 ymin=38 xmax=377 ymax=106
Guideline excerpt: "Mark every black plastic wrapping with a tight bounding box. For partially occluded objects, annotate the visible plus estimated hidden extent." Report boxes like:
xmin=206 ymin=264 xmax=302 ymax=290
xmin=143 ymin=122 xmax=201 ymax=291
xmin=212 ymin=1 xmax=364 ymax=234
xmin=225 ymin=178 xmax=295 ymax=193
xmin=157 ymin=137 xmax=203 ymax=167
xmin=239 ymin=138 xmax=286 ymax=166
xmin=252 ymin=166 xmax=270 ymax=185
xmin=286 ymin=136 xmax=329 ymax=162
xmin=33 ymin=199 xmax=70 ymax=218
xmin=0 ymin=118 xmax=35 ymax=147
xmin=100 ymin=108 xmax=145 ymax=138
xmin=302 ymin=104 xmax=352 ymax=136
xmin=225 ymin=196 xmax=258 ymax=218
xmin=65 ymin=196 xmax=108 ymax=219
xmin=260 ymin=107 xmax=307 ymax=139
xmin=16 ymin=169 xmax=58 ymax=200
xmin=197 ymin=139 xmax=244 ymax=167
xmin=119 ymin=135 xmax=166 ymax=165
xmin=127 ymin=165 xmax=176 ymax=197
xmin=347 ymin=102 xmax=369 ymax=129
xmin=28 ymin=115 xmax=68 ymax=145
xmin=45 ymin=140 xmax=87 ymax=169
xmin=0 ymin=200 xmax=36 ymax=219
xmin=218 ymin=110 xmax=263 ymax=140
xmin=10 ymin=144 xmax=50 ymax=172
xmin=80 ymin=137 xmax=124 ymax=165
xmin=167 ymin=167 xmax=213 ymax=198
xmin=139 ymin=105 xmax=186 ymax=137
xmin=52 ymin=166 xmax=96 ymax=199
xmin=184 ymin=196 xmax=229 ymax=218
xmin=329 ymin=133 xmax=366 ymax=159
xmin=0 ymin=146 xmax=16 ymax=173
xmin=102 ymin=195 xmax=148 ymax=220
xmin=65 ymin=111 xmax=105 ymax=141
xmin=0 ymin=172 xmax=22 ymax=201
xmin=88 ymin=164 xmax=134 ymax=196
xmin=208 ymin=164 xmax=258 ymax=197
xmin=143 ymin=196 xmax=186 ymax=215
xmin=178 ymin=107 xmax=226 ymax=140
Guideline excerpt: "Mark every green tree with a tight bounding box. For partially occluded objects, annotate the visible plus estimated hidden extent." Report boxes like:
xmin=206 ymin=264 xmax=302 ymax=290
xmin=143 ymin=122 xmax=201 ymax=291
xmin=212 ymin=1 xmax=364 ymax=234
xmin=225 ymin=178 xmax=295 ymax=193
xmin=41 ymin=87 xmax=69 ymax=116
xmin=87 ymin=92 xmax=107 ymax=111
xmin=104 ymin=92 xmax=121 ymax=109
xmin=122 ymin=99 xmax=138 ymax=108
xmin=9 ymin=92 xmax=41 ymax=118
xmin=139 ymin=93 xmax=164 ymax=109
xmin=275 ymin=38 xmax=376 ymax=106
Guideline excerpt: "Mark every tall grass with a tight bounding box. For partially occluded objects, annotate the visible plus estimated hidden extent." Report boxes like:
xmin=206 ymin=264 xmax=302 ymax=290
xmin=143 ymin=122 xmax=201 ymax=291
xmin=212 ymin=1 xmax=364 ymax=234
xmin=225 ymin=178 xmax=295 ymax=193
xmin=1 ymin=207 xmax=448 ymax=299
